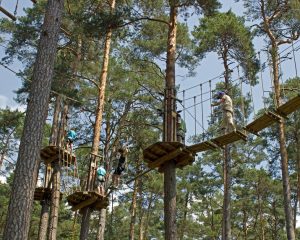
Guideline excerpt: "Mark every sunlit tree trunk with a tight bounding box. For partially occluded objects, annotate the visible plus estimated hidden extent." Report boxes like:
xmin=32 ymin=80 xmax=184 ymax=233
xmin=80 ymin=1 xmax=116 ymax=239
xmin=163 ymin=1 xmax=177 ymax=239
xmin=3 ymin=0 xmax=64 ymax=239
xmin=270 ymin=44 xmax=295 ymax=240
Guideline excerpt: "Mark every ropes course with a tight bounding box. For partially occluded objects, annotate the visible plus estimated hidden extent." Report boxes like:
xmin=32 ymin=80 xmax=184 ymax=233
xmin=177 ymin=39 xmax=300 ymax=143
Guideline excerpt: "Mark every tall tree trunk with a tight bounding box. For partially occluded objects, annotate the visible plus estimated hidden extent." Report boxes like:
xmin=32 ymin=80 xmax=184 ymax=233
xmin=50 ymin=95 xmax=61 ymax=146
xmin=178 ymin=191 xmax=189 ymax=240
xmin=48 ymin=103 xmax=68 ymax=240
xmin=143 ymin=192 xmax=154 ymax=238
xmin=37 ymin=199 xmax=50 ymax=240
xmin=138 ymin=214 xmax=144 ymax=240
xmin=3 ymin=1 xmax=64 ymax=239
xmin=222 ymin=51 xmax=231 ymax=240
xmin=163 ymin=2 xmax=177 ymax=240
xmin=96 ymin=208 xmax=107 ymax=240
xmin=48 ymin=161 xmax=61 ymax=240
xmin=37 ymin=94 xmax=61 ymax=240
xmin=222 ymin=146 xmax=231 ymax=240
xmin=271 ymin=45 xmax=295 ymax=240
xmin=293 ymin=114 xmax=300 ymax=228
xmin=129 ymin=153 xmax=142 ymax=240
xmin=80 ymin=1 xmax=116 ymax=239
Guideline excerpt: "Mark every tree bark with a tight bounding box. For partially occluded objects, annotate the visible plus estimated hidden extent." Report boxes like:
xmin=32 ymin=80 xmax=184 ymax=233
xmin=179 ymin=191 xmax=189 ymax=240
xmin=222 ymin=146 xmax=231 ymax=240
xmin=163 ymin=2 xmax=177 ymax=240
xmin=271 ymin=45 xmax=295 ymax=240
xmin=37 ymin=199 xmax=50 ymax=240
xmin=3 ymin=0 xmax=64 ymax=239
xmin=96 ymin=208 xmax=107 ymax=240
xmin=48 ymin=161 xmax=61 ymax=240
xmin=222 ymin=49 xmax=232 ymax=240
xmin=129 ymin=154 xmax=142 ymax=240
xmin=80 ymin=207 xmax=93 ymax=240
xmin=294 ymin=131 xmax=300 ymax=228
xmin=81 ymin=1 xmax=116 ymax=239
xmin=37 ymin=94 xmax=61 ymax=240
xmin=50 ymin=95 xmax=61 ymax=146
xmin=48 ymin=101 xmax=68 ymax=240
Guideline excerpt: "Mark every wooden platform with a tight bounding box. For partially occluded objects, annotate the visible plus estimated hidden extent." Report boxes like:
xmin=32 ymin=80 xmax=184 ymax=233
xmin=34 ymin=187 xmax=51 ymax=201
xmin=276 ymin=95 xmax=300 ymax=118
xmin=187 ymin=141 xmax=219 ymax=153
xmin=244 ymin=111 xmax=281 ymax=135
xmin=67 ymin=191 xmax=109 ymax=212
xmin=211 ymin=130 xmax=247 ymax=147
xmin=40 ymin=145 xmax=76 ymax=166
xmin=143 ymin=142 xmax=195 ymax=170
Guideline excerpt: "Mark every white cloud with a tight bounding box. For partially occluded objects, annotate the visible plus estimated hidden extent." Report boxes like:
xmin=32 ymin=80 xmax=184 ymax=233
xmin=0 ymin=95 xmax=26 ymax=112
xmin=0 ymin=95 xmax=8 ymax=108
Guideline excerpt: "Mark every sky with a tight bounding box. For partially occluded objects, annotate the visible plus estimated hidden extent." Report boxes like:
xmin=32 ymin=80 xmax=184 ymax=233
xmin=0 ymin=0 xmax=299 ymax=138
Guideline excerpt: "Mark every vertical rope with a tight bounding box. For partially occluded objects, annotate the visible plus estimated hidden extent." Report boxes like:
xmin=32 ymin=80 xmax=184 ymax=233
xmin=200 ymin=84 xmax=204 ymax=140
xmin=193 ymin=96 xmax=196 ymax=137
xmin=258 ymin=52 xmax=266 ymax=109
xmin=292 ymin=40 xmax=298 ymax=78
xmin=238 ymin=67 xmax=246 ymax=126
xmin=267 ymin=50 xmax=277 ymax=108
xmin=279 ymin=55 xmax=286 ymax=101
xmin=14 ymin=0 xmax=19 ymax=16
xmin=209 ymin=80 xmax=213 ymax=124
xmin=182 ymin=90 xmax=186 ymax=122
xmin=250 ymin=84 xmax=256 ymax=116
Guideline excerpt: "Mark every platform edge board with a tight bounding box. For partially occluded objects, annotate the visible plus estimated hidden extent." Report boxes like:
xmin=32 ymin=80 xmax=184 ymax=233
xmin=148 ymin=147 xmax=183 ymax=169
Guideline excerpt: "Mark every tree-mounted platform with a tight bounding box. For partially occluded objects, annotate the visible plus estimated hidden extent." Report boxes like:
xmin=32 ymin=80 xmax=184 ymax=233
xmin=187 ymin=141 xmax=218 ymax=153
xmin=276 ymin=94 xmax=300 ymax=118
xmin=211 ymin=130 xmax=247 ymax=147
xmin=143 ymin=142 xmax=195 ymax=170
xmin=34 ymin=187 xmax=51 ymax=201
xmin=67 ymin=191 xmax=109 ymax=212
xmin=40 ymin=145 xmax=76 ymax=166
xmin=244 ymin=111 xmax=281 ymax=135
xmin=34 ymin=187 xmax=63 ymax=201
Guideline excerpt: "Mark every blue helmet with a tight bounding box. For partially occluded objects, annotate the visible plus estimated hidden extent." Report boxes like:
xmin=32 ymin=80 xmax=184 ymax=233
xmin=217 ymin=91 xmax=225 ymax=96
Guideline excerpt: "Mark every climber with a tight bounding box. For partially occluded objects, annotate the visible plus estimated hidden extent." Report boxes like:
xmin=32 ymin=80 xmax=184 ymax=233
xmin=112 ymin=147 xmax=128 ymax=188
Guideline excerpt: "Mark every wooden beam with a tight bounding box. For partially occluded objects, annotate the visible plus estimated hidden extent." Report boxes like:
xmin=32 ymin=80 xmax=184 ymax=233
xmin=175 ymin=153 xmax=194 ymax=168
xmin=143 ymin=150 xmax=159 ymax=162
xmin=72 ymin=196 xmax=97 ymax=211
xmin=148 ymin=147 xmax=183 ymax=169
xmin=0 ymin=6 xmax=16 ymax=21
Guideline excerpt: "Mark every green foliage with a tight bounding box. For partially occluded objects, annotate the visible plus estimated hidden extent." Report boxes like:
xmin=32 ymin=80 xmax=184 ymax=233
xmin=0 ymin=108 xmax=24 ymax=170
xmin=192 ymin=11 xmax=259 ymax=84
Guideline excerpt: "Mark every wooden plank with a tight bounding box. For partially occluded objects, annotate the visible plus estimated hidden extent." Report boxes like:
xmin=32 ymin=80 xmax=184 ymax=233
xmin=143 ymin=142 xmax=184 ymax=162
xmin=148 ymin=147 xmax=183 ymax=169
xmin=143 ymin=150 xmax=159 ymax=162
xmin=94 ymin=197 xmax=109 ymax=210
xmin=187 ymin=141 xmax=218 ymax=153
xmin=276 ymin=95 xmax=300 ymax=117
xmin=244 ymin=111 xmax=280 ymax=134
xmin=175 ymin=153 xmax=194 ymax=168
xmin=72 ymin=196 xmax=97 ymax=211
xmin=211 ymin=130 xmax=247 ymax=147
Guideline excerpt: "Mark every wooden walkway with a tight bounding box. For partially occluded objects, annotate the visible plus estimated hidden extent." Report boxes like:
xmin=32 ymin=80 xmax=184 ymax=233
xmin=142 ymin=94 xmax=300 ymax=170
xmin=40 ymin=145 xmax=76 ymax=166
xmin=143 ymin=142 xmax=195 ymax=170
xmin=67 ymin=191 xmax=109 ymax=212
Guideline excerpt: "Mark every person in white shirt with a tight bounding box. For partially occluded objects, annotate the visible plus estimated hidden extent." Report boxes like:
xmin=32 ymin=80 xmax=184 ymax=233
xmin=212 ymin=91 xmax=236 ymax=133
